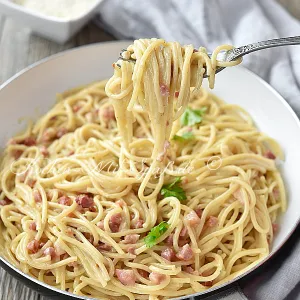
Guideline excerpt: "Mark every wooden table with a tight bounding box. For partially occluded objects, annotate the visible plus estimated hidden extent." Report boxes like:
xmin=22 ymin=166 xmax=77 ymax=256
xmin=0 ymin=1 xmax=299 ymax=299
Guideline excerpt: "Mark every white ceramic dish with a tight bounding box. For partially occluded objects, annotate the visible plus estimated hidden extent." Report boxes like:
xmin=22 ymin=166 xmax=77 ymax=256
xmin=0 ymin=0 xmax=103 ymax=43
xmin=0 ymin=41 xmax=299 ymax=299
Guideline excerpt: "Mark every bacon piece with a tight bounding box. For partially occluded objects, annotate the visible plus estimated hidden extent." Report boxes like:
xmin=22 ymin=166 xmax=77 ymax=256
xmin=195 ymin=207 xmax=203 ymax=218
xmin=134 ymin=219 xmax=144 ymax=229
xmin=138 ymin=269 xmax=149 ymax=278
xmin=180 ymin=226 xmax=188 ymax=237
xmin=185 ymin=211 xmax=201 ymax=227
xmin=54 ymin=242 xmax=66 ymax=256
xmin=160 ymin=84 xmax=170 ymax=97
xmin=175 ymin=91 xmax=179 ymax=98
xmin=73 ymin=105 xmax=81 ymax=112
xmin=41 ymin=128 xmax=57 ymax=142
xmin=157 ymin=140 xmax=170 ymax=162
xmin=97 ymin=221 xmax=105 ymax=230
xmin=128 ymin=247 xmax=136 ymax=255
xmin=66 ymin=228 xmax=73 ymax=236
xmin=58 ymin=196 xmax=72 ymax=206
xmin=12 ymin=149 xmax=23 ymax=159
xmin=0 ymin=197 xmax=12 ymax=206
xmin=101 ymin=106 xmax=115 ymax=122
xmin=272 ymin=223 xmax=279 ymax=234
xmin=161 ymin=247 xmax=176 ymax=261
xmin=203 ymin=281 xmax=213 ymax=287
xmin=75 ymin=194 xmax=94 ymax=208
xmin=166 ymin=234 xmax=174 ymax=246
xmin=27 ymin=178 xmax=36 ymax=188
xmin=27 ymin=240 xmax=40 ymax=253
xmin=109 ymin=213 xmax=122 ymax=233
xmin=264 ymin=150 xmax=276 ymax=160
xmin=96 ymin=243 xmax=112 ymax=252
xmin=89 ymin=206 xmax=97 ymax=212
xmin=56 ymin=128 xmax=68 ymax=139
xmin=39 ymin=242 xmax=46 ymax=249
xmin=29 ymin=222 xmax=37 ymax=231
xmin=123 ymin=234 xmax=140 ymax=244
xmin=176 ymin=244 xmax=193 ymax=261
xmin=40 ymin=146 xmax=49 ymax=156
xmin=44 ymin=247 xmax=56 ymax=259
xmin=149 ymin=272 xmax=166 ymax=285
xmin=22 ymin=137 xmax=36 ymax=146
xmin=115 ymin=269 xmax=136 ymax=286
xmin=33 ymin=190 xmax=42 ymax=203
xmin=207 ymin=216 xmax=218 ymax=227
xmin=183 ymin=266 xmax=199 ymax=275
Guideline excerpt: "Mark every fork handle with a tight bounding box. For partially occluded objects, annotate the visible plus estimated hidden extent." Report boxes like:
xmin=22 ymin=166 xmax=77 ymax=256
xmin=226 ymin=36 xmax=300 ymax=61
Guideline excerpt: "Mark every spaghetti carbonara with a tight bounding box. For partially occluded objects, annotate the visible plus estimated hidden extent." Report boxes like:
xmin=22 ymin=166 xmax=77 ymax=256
xmin=0 ymin=39 xmax=285 ymax=300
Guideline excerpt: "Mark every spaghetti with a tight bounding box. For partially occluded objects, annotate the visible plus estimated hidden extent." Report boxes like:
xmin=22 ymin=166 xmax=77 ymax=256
xmin=0 ymin=39 xmax=285 ymax=300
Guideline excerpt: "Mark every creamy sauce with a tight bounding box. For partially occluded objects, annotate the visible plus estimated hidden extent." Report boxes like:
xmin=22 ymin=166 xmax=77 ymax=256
xmin=13 ymin=0 xmax=98 ymax=20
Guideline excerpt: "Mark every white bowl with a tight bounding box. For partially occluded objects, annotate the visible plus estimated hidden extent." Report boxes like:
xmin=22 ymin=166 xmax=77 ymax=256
xmin=0 ymin=0 xmax=103 ymax=43
xmin=0 ymin=41 xmax=299 ymax=299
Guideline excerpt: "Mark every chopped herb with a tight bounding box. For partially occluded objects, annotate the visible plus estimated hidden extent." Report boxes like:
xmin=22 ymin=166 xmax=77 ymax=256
xmin=144 ymin=221 xmax=169 ymax=248
xmin=160 ymin=177 xmax=187 ymax=202
xmin=181 ymin=107 xmax=207 ymax=126
xmin=173 ymin=131 xmax=195 ymax=142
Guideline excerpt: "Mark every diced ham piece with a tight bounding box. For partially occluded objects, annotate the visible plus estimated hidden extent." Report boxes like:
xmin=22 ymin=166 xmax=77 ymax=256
xmin=161 ymin=247 xmax=176 ymax=261
xmin=115 ymin=269 xmax=136 ymax=286
xmin=33 ymin=190 xmax=42 ymax=203
xmin=128 ymin=247 xmax=136 ymax=255
xmin=58 ymin=196 xmax=72 ymax=206
xmin=44 ymin=247 xmax=56 ymax=259
xmin=27 ymin=178 xmax=36 ymax=188
xmin=0 ymin=197 xmax=12 ymax=206
xmin=56 ymin=128 xmax=68 ymax=139
xmin=123 ymin=234 xmax=140 ymax=244
xmin=54 ymin=242 xmax=66 ymax=256
xmin=176 ymin=244 xmax=194 ymax=261
xmin=149 ymin=272 xmax=166 ymax=285
xmin=180 ymin=226 xmax=188 ymax=237
xmin=97 ymin=221 xmax=104 ymax=230
xmin=134 ymin=219 xmax=144 ymax=229
xmin=264 ymin=150 xmax=276 ymax=160
xmin=41 ymin=128 xmax=57 ymax=142
xmin=97 ymin=243 xmax=112 ymax=252
xmin=109 ymin=213 xmax=122 ymax=233
xmin=12 ymin=150 xmax=23 ymax=159
xmin=185 ymin=211 xmax=201 ymax=227
xmin=101 ymin=106 xmax=115 ymax=122
xmin=27 ymin=240 xmax=40 ymax=253
xmin=73 ymin=105 xmax=81 ymax=113
xmin=138 ymin=269 xmax=149 ymax=278
xmin=75 ymin=194 xmax=94 ymax=208
xmin=272 ymin=223 xmax=279 ymax=234
xmin=160 ymin=84 xmax=170 ymax=97
xmin=203 ymin=281 xmax=213 ymax=287
xmin=166 ymin=234 xmax=174 ymax=246
xmin=207 ymin=216 xmax=218 ymax=227
xmin=22 ymin=137 xmax=36 ymax=146
xmin=183 ymin=266 xmax=199 ymax=275
xmin=29 ymin=222 xmax=37 ymax=231
xmin=195 ymin=207 xmax=203 ymax=218
xmin=40 ymin=146 xmax=49 ymax=157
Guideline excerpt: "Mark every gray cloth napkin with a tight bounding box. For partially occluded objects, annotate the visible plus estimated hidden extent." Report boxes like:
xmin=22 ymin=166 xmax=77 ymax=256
xmin=95 ymin=0 xmax=300 ymax=299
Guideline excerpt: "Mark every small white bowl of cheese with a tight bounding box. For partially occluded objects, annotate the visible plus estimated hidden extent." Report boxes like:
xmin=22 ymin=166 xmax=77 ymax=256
xmin=0 ymin=0 xmax=103 ymax=43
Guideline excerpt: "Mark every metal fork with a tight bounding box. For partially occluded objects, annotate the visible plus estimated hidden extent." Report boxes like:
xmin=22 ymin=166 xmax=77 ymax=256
xmin=119 ymin=36 xmax=300 ymax=77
